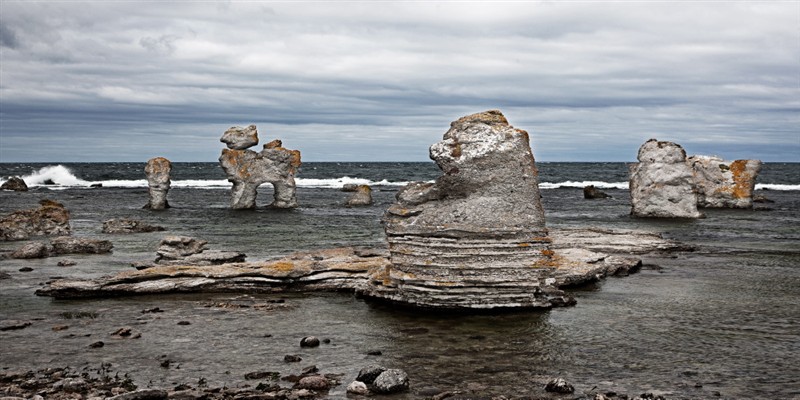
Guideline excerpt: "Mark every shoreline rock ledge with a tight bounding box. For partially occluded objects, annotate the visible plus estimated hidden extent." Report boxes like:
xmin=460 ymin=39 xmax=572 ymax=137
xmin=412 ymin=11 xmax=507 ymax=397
xmin=363 ymin=110 xmax=568 ymax=309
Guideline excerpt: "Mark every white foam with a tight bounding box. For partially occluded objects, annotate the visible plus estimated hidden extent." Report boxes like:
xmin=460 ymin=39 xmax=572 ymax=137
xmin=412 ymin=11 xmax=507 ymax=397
xmin=539 ymin=181 xmax=629 ymax=190
xmin=756 ymin=184 xmax=800 ymax=191
xmin=13 ymin=165 xmax=92 ymax=187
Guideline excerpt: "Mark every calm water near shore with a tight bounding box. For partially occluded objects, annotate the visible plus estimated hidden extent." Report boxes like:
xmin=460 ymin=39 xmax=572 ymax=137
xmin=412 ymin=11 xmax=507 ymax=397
xmin=1 ymin=162 xmax=799 ymax=398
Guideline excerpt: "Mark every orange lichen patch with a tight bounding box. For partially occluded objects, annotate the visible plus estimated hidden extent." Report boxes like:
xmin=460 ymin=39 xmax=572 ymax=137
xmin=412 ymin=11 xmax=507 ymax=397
xmin=268 ymin=261 xmax=296 ymax=272
xmin=517 ymin=243 xmax=530 ymax=247
xmin=451 ymin=142 xmax=462 ymax=158
xmin=456 ymin=110 xmax=509 ymax=126
xmin=729 ymin=160 xmax=753 ymax=199
xmin=288 ymin=150 xmax=302 ymax=167
xmin=540 ymin=249 xmax=555 ymax=257
xmin=145 ymin=157 xmax=172 ymax=175
xmin=264 ymin=139 xmax=282 ymax=149
xmin=220 ymin=149 xmax=252 ymax=179
xmin=531 ymin=236 xmax=553 ymax=243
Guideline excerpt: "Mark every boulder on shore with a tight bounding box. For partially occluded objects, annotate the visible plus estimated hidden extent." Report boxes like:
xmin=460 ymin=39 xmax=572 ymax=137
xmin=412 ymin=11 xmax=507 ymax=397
xmin=346 ymin=185 xmax=373 ymax=206
xmin=629 ymin=139 xmax=703 ymax=218
xmin=218 ymin=127 xmax=301 ymax=210
xmin=1 ymin=176 xmax=28 ymax=191
xmin=102 ymin=218 xmax=166 ymax=234
xmin=0 ymin=199 xmax=71 ymax=241
xmin=144 ymin=157 xmax=172 ymax=210
xmin=688 ymin=155 xmax=762 ymax=209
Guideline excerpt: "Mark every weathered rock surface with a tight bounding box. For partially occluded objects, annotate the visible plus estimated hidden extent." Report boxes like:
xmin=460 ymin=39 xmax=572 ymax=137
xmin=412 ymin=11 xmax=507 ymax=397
xmin=372 ymin=369 xmax=409 ymax=394
xmin=218 ymin=128 xmax=301 ymax=209
xmin=629 ymin=139 xmax=702 ymax=218
xmin=10 ymin=241 xmax=52 ymax=259
xmin=0 ymin=200 xmax=71 ymax=241
xmin=371 ymin=110 xmax=558 ymax=309
xmin=220 ymin=124 xmax=259 ymax=150
xmin=51 ymin=237 xmax=113 ymax=254
xmin=144 ymin=157 xmax=172 ymax=210
xmin=688 ymin=155 xmax=762 ymax=208
xmin=346 ymin=185 xmax=373 ymax=206
xmin=1 ymin=176 xmax=28 ymax=191
xmin=584 ymin=185 xmax=610 ymax=199
xmin=102 ymin=218 xmax=166 ymax=234
xmin=130 ymin=236 xmax=245 ymax=269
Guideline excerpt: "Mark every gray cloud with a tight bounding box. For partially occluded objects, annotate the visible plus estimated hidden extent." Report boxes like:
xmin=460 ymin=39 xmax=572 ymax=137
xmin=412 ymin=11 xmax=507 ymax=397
xmin=0 ymin=1 xmax=798 ymax=162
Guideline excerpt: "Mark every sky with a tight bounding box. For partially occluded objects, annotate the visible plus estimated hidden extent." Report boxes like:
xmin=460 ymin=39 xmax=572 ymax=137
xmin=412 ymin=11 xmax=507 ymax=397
xmin=0 ymin=1 xmax=798 ymax=162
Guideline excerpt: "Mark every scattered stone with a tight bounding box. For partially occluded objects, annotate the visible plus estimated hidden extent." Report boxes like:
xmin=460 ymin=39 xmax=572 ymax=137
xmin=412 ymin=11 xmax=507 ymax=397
xmin=144 ymin=157 xmax=172 ymax=210
xmin=689 ymin=155 xmax=762 ymax=208
xmin=111 ymin=327 xmax=134 ymax=338
xmin=284 ymin=355 xmax=302 ymax=363
xmin=0 ymin=199 xmax=71 ymax=241
xmin=544 ymin=377 xmax=574 ymax=394
xmin=295 ymin=375 xmax=331 ymax=391
xmin=90 ymin=183 xmax=103 ymax=188
xmin=219 ymin=127 xmax=301 ymax=209
xmin=51 ymin=236 xmax=113 ymax=254
xmin=53 ymin=377 xmax=88 ymax=392
xmin=300 ymin=336 xmax=320 ymax=348
xmin=141 ymin=307 xmax=164 ymax=314
xmin=629 ymin=139 xmax=703 ymax=218
xmin=367 ymin=350 xmax=382 ymax=356
xmin=300 ymin=365 xmax=318 ymax=375
xmin=583 ymin=185 xmax=611 ymax=199
xmin=18 ymin=267 xmax=33 ymax=272
xmin=106 ymin=388 xmax=168 ymax=400
xmin=341 ymin=183 xmax=359 ymax=192
xmin=355 ymin=365 xmax=386 ymax=385
xmin=372 ymin=369 xmax=409 ymax=394
xmin=57 ymin=259 xmax=77 ymax=267
xmin=244 ymin=371 xmax=279 ymax=380
xmin=89 ymin=341 xmax=104 ymax=348
xmin=346 ymin=380 xmax=370 ymax=395
xmin=0 ymin=320 xmax=32 ymax=331
xmin=155 ymin=236 xmax=208 ymax=261
xmin=10 ymin=241 xmax=52 ymax=259
xmin=346 ymin=185 xmax=373 ymax=206
xmin=102 ymin=218 xmax=166 ymax=234
xmin=52 ymin=325 xmax=69 ymax=331
xmin=1 ymin=176 xmax=28 ymax=191
xmin=177 ymin=321 xmax=191 ymax=326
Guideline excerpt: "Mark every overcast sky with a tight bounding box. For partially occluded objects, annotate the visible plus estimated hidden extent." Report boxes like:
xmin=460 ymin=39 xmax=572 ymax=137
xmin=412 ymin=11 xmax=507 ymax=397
xmin=1 ymin=1 xmax=798 ymax=162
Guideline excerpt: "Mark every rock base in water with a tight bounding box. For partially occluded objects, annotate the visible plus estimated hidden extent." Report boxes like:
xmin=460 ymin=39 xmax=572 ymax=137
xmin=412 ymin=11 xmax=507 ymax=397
xmin=0 ymin=200 xmax=71 ymax=241
xmin=1 ymin=176 xmax=28 ymax=191
xmin=629 ymin=139 xmax=702 ymax=218
xmin=688 ymin=155 xmax=762 ymax=208
xmin=144 ymin=157 xmax=172 ymax=210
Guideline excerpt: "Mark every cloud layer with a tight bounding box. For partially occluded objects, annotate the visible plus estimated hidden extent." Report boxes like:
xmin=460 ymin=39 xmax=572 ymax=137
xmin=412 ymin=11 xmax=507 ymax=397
xmin=1 ymin=1 xmax=798 ymax=162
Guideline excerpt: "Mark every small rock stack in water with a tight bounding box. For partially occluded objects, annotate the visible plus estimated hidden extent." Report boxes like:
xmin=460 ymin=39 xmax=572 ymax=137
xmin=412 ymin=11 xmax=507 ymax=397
xmin=372 ymin=110 xmax=559 ymax=309
xmin=218 ymin=125 xmax=301 ymax=209
xmin=144 ymin=157 xmax=172 ymax=210
xmin=688 ymin=155 xmax=762 ymax=209
xmin=629 ymin=139 xmax=702 ymax=218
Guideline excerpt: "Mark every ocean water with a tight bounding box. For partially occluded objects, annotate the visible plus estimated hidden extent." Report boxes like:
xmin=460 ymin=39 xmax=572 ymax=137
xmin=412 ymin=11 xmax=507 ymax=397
xmin=0 ymin=162 xmax=798 ymax=399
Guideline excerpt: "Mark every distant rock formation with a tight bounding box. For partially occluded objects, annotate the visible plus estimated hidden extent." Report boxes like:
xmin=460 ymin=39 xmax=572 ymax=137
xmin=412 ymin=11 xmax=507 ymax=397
xmin=688 ymin=155 xmax=762 ymax=208
xmin=629 ymin=139 xmax=703 ymax=218
xmin=144 ymin=157 xmax=172 ymax=210
xmin=132 ymin=235 xmax=245 ymax=270
xmin=346 ymin=185 xmax=373 ymax=206
xmin=10 ymin=237 xmax=113 ymax=259
xmin=0 ymin=200 xmax=71 ymax=241
xmin=583 ymin=185 xmax=610 ymax=199
xmin=218 ymin=125 xmax=301 ymax=209
xmin=368 ymin=110 xmax=564 ymax=309
xmin=1 ymin=177 xmax=28 ymax=192
xmin=102 ymin=218 xmax=166 ymax=234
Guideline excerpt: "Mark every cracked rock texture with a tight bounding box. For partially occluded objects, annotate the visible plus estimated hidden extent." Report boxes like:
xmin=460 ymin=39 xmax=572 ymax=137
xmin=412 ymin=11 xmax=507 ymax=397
xmin=688 ymin=155 xmax=762 ymax=209
xmin=144 ymin=157 xmax=172 ymax=210
xmin=0 ymin=200 xmax=71 ymax=241
xmin=629 ymin=139 xmax=702 ymax=218
xmin=218 ymin=126 xmax=301 ymax=209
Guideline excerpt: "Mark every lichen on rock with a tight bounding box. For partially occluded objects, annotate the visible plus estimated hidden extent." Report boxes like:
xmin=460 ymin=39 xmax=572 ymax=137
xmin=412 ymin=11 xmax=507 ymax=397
xmin=688 ymin=155 xmax=762 ymax=208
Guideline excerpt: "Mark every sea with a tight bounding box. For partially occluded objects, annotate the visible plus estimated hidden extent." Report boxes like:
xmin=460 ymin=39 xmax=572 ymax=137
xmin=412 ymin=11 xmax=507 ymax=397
xmin=0 ymin=162 xmax=798 ymax=399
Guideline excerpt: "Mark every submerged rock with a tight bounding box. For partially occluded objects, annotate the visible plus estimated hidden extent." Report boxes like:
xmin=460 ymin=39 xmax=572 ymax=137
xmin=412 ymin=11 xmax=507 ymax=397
xmin=583 ymin=185 xmax=610 ymax=199
xmin=1 ymin=176 xmax=28 ymax=191
xmin=545 ymin=377 xmax=575 ymax=394
xmin=51 ymin=237 xmax=113 ymax=254
xmin=144 ymin=157 xmax=172 ymax=210
xmin=0 ymin=200 xmax=71 ymax=241
xmin=688 ymin=155 xmax=762 ymax=208
xmin=629 ymin=139 xmax=702 ymax=218
xmin=346 ymin=185 xmax=373 ymax=206
xmin=102 ymin=218 xmax=166 ymax=234
xmin=218 ymin=126 xmax=301 ymax=209
xmin=371 ymin=110 xmax=561 ymax=309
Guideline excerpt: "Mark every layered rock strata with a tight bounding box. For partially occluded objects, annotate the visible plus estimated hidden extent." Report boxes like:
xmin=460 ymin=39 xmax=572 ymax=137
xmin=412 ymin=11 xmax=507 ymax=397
xmin=629 ymin=139 xmax=703 ymax=218
xmin=218 ymin=126 xmax=301 ymax=209
xmin=688 ymin=155 xmax=762 ymax=208
xmin=132 ymin=235 xmax=245 ymax=270
xmin=34 ymin=229 xmax=684 ymax=300
xmin=144 ymin=157 xmax=172 ymax=210
xmin=0 ymin=200 xmax=71 ymax=241
xmin=365 ymin=110 xmax=560 ymax=309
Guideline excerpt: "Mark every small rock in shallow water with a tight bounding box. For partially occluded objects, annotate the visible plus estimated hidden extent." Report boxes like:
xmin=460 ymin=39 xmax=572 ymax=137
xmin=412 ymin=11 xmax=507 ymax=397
xmin=346 ymin=380 xmax=369 ymax=395
xmin=300 ymin=336 xmax=320 ymax=347
xmin=356 ymin=365 xmax=386 ymax=384
xmin=544 ymin=377 xmax=574 ymax=394
xmin=177 ymin=321 xmax=191 ymax=326
xmin=366 ymin=350 xmax=382 ymax=356
xmin=0 ymin=320 xmax=32 ymax=331
xmin=284 ymin=354 xmax=302 ymax=363
xmin=52 ymin=325 xmax=69 ymax=331
xmin=106 ymin=388 xmax=168 ymax=400
xmin=18 ymin=267 xmax=33 ymax=272
xmin=57 ymin=259 xmax=77 ymax=267
xmin=372 ymin=369 xmax=409 ymax=394
xmin=89 ymin=341 xmax=104 ymax=348
xmin=295 ymin=375 xmax=331 ymax=391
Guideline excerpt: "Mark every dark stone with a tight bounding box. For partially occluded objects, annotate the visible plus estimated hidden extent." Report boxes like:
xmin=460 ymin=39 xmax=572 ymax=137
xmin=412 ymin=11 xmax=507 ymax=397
xmin=284 ymin=355 xmax=302 ymax=363
xmin=18 ymin=267 xmax=33 ymax=272
xmin=0 ymin=320 xmax=32 ymax=331
xmin=356 ymin=365 xmax=386 ymax=385
xmin=300 ymin=365 xmax=318 ymax=375
xmin=1 ymin=176 xmax=28 ymax=191
xmin=102 ymin=218 xmax=166 ymax=234
xmin=583 ymin=185 xmax=611 ymax=199
xmin=244 ymin=371 xmax=279 ymax=380
xmin=177 ymin=321 xmax=191 ymax=326
xmin=300 ymin=336 xmax=320 ymax=347
xmin=295 ymin=375 xmax=331 ymax=391
xmin=0 ymin=271 xmax=10 ymax=279
xmin=89 ymin=341 xmax=104 ymax=348
xmin=51 ymin=236 xmax=113 ymax=254
xmin=57 ymin=259 xmax=77 ymax=267
xmin=106 ymin=388 xmax=168 ymax=400
xmin=753 ymin=194 xmax=774 ymax=203
xmin=367 ymin=350 xmax=382 ymax=356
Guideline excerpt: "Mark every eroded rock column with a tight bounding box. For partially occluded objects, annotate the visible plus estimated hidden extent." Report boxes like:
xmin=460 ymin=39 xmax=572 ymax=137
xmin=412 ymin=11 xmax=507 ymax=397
xmin=144 ymin=157 xmax=172 ymax=210
xmin=371 ymin=110 xmax=559 ymax=309
xmin=218 ymin=126 xmax=301 ymax=210
xmin=629 ymin=139 xmax=702 ymax=218
xmin=688 ymin=155 xmax=762 ymax=208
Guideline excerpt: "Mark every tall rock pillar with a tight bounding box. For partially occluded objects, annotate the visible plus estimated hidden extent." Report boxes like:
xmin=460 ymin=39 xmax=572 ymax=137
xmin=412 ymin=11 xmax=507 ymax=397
xmin=629 ymin=139 xmax=702 ymax=218
xmin=144 ymin=157 xmax=172 ymax=210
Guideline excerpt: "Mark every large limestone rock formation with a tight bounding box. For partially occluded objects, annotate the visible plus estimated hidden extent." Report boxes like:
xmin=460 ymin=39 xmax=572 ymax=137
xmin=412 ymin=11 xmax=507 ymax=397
xmin=144 ymin=157 xmax=172 ymax=210
xmin=629 ymin=139 xmax=703 ymax=218
xmin=218 ymin=125 xmax=301 ymax=210
xmin=370 ymin=110 xmax=560 ymax=309
xmin=0 ymin=200 xmax=71 ymax=241
xmin=688 ymin=155 xmax=762 ymax=208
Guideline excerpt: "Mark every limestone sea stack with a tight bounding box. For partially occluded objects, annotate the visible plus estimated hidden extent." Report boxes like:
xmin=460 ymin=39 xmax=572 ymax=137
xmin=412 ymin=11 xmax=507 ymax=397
xmin=218 ymin=125 xmax=301 ymax=209
xmin=629 ymin=139 xmax=703 ymax=218
xmin=688 ymin=155 xmax=762 ymax=208
xmin=372 ymin=110 xmax=560 ymax=309
xmin=144 ymin=157 xmax=172 ymax=210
